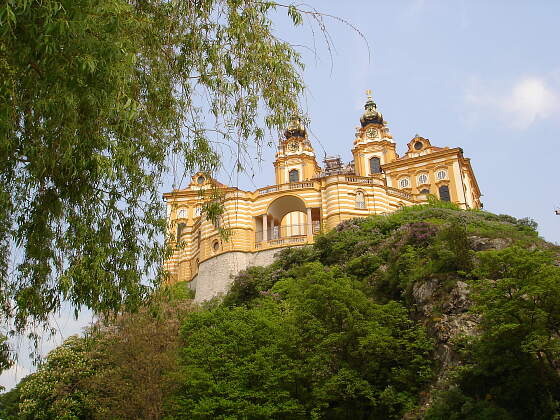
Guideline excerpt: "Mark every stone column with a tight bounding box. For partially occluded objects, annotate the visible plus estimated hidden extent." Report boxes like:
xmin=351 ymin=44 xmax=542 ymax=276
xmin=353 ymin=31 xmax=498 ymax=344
xmin=307 ymin=207 xmax=313 ymax=237
xmin=262 ymin=214 xmax=268 ymax=242
xmin=270 ymin=217 xmax=275 ymax=239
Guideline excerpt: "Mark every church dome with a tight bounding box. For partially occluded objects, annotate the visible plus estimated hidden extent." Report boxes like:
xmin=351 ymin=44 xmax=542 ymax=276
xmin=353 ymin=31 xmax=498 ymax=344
xmin=284 ymin=114 xmax=307 ymax=139
xmin=360 ymin=95 xmax=384 ymax=127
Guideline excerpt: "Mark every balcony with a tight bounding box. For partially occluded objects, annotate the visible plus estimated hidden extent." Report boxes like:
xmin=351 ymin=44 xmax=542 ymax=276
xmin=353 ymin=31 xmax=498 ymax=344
xmin=255 ymin=222 xmax=320 ymax=250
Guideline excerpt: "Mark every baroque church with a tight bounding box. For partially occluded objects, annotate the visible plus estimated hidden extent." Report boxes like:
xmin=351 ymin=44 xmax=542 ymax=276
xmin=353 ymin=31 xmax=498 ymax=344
xmin=164 ymin=92 xmax=481 ymax=301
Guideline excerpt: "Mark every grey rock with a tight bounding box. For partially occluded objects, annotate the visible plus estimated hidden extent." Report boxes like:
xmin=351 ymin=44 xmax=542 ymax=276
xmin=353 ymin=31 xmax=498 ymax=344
xmin=469 ymin=235 xmax=511 ymax=251
xmin=412 ymin=279 xmax=439 ymax=305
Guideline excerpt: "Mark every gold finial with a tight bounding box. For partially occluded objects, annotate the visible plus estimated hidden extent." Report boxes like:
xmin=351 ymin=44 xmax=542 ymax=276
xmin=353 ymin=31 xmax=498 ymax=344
xmin=365 ymin=89 xmax=372 ymax=100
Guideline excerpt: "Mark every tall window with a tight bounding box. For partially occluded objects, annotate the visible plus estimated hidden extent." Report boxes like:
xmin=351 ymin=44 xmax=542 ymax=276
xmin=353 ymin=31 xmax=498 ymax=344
xmin=369 ymin=157 xmax=381 ymax=174
xmin=439 ymin=185 xmax=451 ymax=201
xmin=176 ymin=223 xmax=185 ymax=240
xmin=355 ymin=191 xmax=366 ymax=209
xmin=289 ymin=169 xmax=299 ymax=183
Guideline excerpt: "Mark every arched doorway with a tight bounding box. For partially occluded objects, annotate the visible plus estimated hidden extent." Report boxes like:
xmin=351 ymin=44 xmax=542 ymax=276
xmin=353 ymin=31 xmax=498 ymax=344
xmin=255 ymin=195 xmax=320 ymax=243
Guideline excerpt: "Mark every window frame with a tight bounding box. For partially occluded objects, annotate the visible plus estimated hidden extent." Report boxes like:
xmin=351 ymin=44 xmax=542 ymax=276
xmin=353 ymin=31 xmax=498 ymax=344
xmin=369 ymin=156 xmax=381 ymax=174
xmin=439 ymin=185 xmax=451 ymax=201
xmin=417 ymin=173 xmax=428 ymax=185
xmin=288 ymin=169 xmax=300 ymax=183
xmin=355 ymin=190 xmax=366 ymax=209
xmin=399 ymin=177 xmax=410 ymax=188
xmin=436 ymin=169 xmax=448 ymax=180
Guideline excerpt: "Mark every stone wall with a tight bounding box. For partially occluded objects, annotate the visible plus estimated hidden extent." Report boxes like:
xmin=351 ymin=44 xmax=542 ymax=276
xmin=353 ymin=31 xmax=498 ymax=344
xmin=193 ymin=248 xmax=289 ymax=302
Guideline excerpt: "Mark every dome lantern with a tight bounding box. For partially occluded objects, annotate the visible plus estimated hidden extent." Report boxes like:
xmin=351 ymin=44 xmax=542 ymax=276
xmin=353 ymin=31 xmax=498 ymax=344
xmin=284 ymin=114 xmax=307 ymax=139
xmin=360 ymin=90 xmax=384 ymax=127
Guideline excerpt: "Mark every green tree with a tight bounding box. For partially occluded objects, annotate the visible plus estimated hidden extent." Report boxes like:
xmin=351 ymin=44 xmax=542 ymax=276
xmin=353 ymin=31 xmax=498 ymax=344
xmin=0 ymin=375 xmax=30 ymax=420
xmin=83 ymin=283 xmax=194 ymax=420
xmin=4 ymin=282 xmax=194 ymax=420
xmin=17 ymin=335 xmax=98 ymax=420
xmin=0 ymin=0 xmax=307 ymax=337
xmin=168 ymin=303 xmax=307 ymax=419
xmin=427 ymin=246 xmax=560 ymax=419
xmin=167 ymin=262 xmax=434 ymax=419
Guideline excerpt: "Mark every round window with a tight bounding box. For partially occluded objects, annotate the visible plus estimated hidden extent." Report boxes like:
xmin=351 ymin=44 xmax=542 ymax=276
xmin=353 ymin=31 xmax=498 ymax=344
xmin=414 ymin=141 xmax=423 ymax=150
xmin=197 ymin=176 xmax=205 ymax=184
xmin=212 ymin=240 xmax=220 ymax=252
xmin=399 ymin=178 xmax=410 ymax=188
xmin=436 ymin=170 xmax=447 ymax=180
xmin=418 ymin=174 xmax=428 ymax=184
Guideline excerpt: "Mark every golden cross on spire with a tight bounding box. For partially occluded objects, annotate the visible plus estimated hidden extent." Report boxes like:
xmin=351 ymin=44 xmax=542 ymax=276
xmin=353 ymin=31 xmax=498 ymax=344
xmin=365 ymin=89 xmax=372 ymax=100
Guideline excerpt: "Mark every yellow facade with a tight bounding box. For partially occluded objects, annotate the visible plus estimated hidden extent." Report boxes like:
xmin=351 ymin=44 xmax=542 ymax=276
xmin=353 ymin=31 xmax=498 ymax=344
xmin=164 ymin=93 xmax=481 ymax=287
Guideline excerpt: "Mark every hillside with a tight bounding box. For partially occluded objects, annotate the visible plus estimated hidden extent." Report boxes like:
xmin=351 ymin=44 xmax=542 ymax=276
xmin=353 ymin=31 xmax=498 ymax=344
xmin=2 ymin=203 xmax=559 ymax=420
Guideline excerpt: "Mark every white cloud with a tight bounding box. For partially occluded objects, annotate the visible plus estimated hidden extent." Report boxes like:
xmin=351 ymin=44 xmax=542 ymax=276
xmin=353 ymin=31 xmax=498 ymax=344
xmin=465 ymin=76 xmax=560 ymax=129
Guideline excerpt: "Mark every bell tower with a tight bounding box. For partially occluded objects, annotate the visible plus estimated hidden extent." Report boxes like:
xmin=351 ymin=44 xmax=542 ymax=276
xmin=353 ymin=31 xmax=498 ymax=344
xmin=352 ymin=91 xmax=398 ymax=177
xmin=274 ymin=115 xmax=320 ymax=184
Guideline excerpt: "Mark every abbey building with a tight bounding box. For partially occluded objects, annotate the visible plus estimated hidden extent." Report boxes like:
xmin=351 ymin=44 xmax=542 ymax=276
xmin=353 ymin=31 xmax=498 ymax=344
xmin=164 ymin=93 xmax=481 ymax=301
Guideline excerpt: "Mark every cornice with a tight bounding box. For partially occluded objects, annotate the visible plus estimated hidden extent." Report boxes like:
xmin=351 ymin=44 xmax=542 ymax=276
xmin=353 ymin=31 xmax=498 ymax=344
xmin=382 ymin=147 xmax=463 ymax=169
xmin=163 ymin=186 xmax=242 ymax=200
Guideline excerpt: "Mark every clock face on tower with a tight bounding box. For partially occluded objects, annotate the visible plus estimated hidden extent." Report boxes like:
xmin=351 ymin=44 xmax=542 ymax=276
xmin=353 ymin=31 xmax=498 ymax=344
xmin=366 ymin=128 xmax=378 ymax=139
xmin=287 ymin=141 xmax=299 ymax=152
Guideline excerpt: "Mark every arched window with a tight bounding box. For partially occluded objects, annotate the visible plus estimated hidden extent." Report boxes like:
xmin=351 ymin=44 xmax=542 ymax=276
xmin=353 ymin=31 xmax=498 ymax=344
xmin=420 ymin=188 xmax=430 ymax=194
xmin=417 ymin=173 xmax=428 ymax=185
xmin=439 ymin=185 xmax=451 ymax=202
xmin=399 ymin=178 xmax=410 ymax=188
xmin=355 ymin=191 xmax=366 ymax=209
xmin=436 ymin=170 xmax=447 ymax=180
xmin=289 ymin=169 xmax=299 ymax=183
xmin=178 ymin=209 xmax=185 ymax=219
xmin=369 ymin=157 xmax=381 ymax=174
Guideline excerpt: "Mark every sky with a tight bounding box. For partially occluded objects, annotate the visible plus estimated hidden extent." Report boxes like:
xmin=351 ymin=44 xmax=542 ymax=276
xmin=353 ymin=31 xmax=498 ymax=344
xmin=2 ymin=0 xmax=560 ymax=391
xmin=216 ymin=0 xmax=560 ymax=245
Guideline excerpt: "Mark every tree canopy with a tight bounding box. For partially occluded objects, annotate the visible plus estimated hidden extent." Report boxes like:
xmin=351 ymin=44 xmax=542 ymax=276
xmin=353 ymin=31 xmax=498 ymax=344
xmin=2 ymin=204 xmax=559 ymax=419
xmin=0 ymin=0 xmax=307 ymax=340
xmin=167 ymin=263 xmax=434 ymax=419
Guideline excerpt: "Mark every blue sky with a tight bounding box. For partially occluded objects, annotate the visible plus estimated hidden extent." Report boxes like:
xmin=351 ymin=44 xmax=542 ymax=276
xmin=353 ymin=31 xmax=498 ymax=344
xmin=218 ymin=0 xmax=560 ymax=244
xmin=2 ymin=0 xmax=559 ymax=391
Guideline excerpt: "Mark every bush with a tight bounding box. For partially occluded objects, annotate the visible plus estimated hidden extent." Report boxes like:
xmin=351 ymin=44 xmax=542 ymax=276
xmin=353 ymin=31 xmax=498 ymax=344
xmin=426 ymin=387 xmax=513 ymax=420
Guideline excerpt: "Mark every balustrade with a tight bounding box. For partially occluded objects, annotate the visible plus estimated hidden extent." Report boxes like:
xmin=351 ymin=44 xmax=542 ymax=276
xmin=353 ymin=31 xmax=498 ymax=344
xmin=257 ymin=181 xmax=316 ymax=196
xmin=255 ymin=223 xmax=317 ymax=248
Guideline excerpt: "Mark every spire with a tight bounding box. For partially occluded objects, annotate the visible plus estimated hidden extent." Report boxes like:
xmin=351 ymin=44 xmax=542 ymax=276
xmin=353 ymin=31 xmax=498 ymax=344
xmin=360 ymin=90 xmax=384 ymax=127
xmin=284 ymin=113 xmax=307 ymax=139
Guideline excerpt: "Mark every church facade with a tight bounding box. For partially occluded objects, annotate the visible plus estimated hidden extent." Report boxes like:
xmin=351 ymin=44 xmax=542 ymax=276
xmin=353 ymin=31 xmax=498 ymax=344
xmin=163 ymin=93 xmax=481 ymax=301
